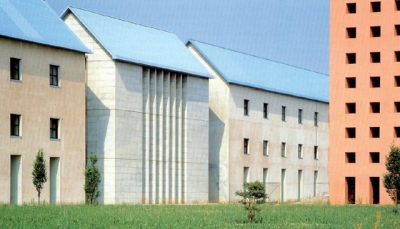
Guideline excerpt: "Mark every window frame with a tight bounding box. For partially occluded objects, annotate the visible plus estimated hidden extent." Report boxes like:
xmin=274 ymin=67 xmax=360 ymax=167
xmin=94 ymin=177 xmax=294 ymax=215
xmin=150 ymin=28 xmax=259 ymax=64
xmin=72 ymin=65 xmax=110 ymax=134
xmin=282 ymin=106 xmax=286 ymax=121
xmin=244 ymin=138 xmax=249 ymax=155
xmin=244 ymin=99 xmax=249 ymax=116
xmin=298 ymin=109 xmax=303 ymax=124
xmin=263 ymin=140 xmax=269 ymax=156
xmin=50 ymin=65 xmax=59 ymax=87
xmin=298 ymin=144 xmax=303 ymax=159
xmin=281 ymin=142 xmax=286 ymax=158
xmin=10 ymin=114 xmax=21 ymax=137
xmin=50 ymin=118 xmax=60 ymax=139
xmin=314 ymin=146 xmax=319 ymax=160
xmin=263 ymin=103 xmax=269 ymax=119
xmin=10 ymin=58 xmax=21 ymax=81
xmin=314 ymin=112 xmax=318 ymax=126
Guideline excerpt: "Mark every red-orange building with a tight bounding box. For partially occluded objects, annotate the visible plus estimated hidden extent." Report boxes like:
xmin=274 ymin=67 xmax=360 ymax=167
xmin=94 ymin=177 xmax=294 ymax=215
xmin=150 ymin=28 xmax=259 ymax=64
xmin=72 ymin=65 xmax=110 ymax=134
xmin=330 ymin=0 xmax=400 ymax=204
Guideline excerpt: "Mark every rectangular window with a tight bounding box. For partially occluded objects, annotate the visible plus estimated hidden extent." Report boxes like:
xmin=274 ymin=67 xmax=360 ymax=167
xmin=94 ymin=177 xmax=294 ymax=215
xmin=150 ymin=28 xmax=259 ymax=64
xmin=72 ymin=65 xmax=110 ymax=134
xmin=370 ymin=102 xmax=380 ymax=113
xmin=281 ymin=142 xmax=286 ymax=157
xmin=397 ymin=1 xmax=400 ymax=11
xmin=370 ymin=27 xmax=381 ymax=37
xmin=244 ymin=167 xmax=249 ymax=183
xmin=282 ymin=106 xmax=286 ymax=121
xmin=298 ymin=144 xmax=303 ymax=159
xmin=298 ymin=109 xmax=303 ymax=124
xmin=10 ymin=58 xmax=20 ymax=80
xmin=244 ymin=138 xmax=249 ymax=155
xmin=50 ymin=118 xmax=59 ymax=139
xmin=371 ymin=2 xmax=381 ymax=12
xmin=314 ymin=112 xmax=318 ymax=126
xmin=346 ymin=127 xmax=356 ymax=138
xmin=370 ymin=77 xmax=380 ymax=87
xmin=395 ymin=76 xmax=400 ymax=87
xmin=314 ymin=146 xmax=318 ymax=160
xmin=395 ymin=127 xmax=400 ymax=137
xmin=395 ymin=102 xmax=400 ymax=112
xmin=346 ymin=152 xmax=356 ymax=163
xmin=347 ymin=3 xmax=356 ymax=13
xmin=263 ymin=103 xmax=268 ymax=118
xmin=370 ymin=127 xmax=380 ymax=138
xmin=370 ymin=52 xmax=380 ymax=63
xmin=346 ymin=77 xmax=356 ymax=88
xmin=263 ymin=140 xmax=268 ymax=156
xmin=370 ymin=152 xmax=380 ymax=163
xmin=395 ymin=51 xmax=400 ymax=62
xmin=395 ymin=25 xmax=400 ymax=35
xmin=346 ymin=27 xmax=356 ymax=38
xmin=10 ymin=114 xmax=21 ymax=136
xmin=50 ymin=65 xmax=59 ymax=86
xmin=346 ymin=103 xmax=356 ymax=114
xmin=244 ymin=100 xmax=249 ymax=115
xmin=346 ymin=53 xmax=356 ymax=64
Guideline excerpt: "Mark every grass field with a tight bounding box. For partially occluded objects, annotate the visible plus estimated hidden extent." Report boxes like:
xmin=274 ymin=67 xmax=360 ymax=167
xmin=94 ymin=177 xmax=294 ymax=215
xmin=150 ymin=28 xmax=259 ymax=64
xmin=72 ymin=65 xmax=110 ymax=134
xmin=0 ymin=203 xmax=399 ymax=228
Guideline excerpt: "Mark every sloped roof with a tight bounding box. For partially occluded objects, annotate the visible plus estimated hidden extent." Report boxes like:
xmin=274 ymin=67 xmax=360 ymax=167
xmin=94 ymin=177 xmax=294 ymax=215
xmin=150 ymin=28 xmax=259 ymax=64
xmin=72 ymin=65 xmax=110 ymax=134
xmin=62 ymin=7 xmax=212 ymax=78
xmin=0 ymin=0 xmax=89 ymax=53
xmin=188 ymin=40 xmax=329 ymax=103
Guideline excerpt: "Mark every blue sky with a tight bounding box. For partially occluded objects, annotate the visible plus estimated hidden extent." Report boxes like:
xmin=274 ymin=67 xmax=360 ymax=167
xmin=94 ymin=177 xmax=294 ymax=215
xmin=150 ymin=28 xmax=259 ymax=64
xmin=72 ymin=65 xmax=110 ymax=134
xmin=46 ymin=0 xmax=329 ymax=75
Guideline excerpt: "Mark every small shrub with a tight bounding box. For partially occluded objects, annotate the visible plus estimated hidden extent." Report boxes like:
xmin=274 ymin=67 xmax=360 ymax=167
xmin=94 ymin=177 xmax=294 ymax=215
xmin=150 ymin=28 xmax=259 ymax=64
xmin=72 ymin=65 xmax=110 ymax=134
xmin=235 ymin=181 xmax=267 ymax=222
xmin=32 ymin=149 xmax=47 ymax=204
xmin=383 ymin=145 xmax=400 ymax=213
xmin=84 ymin=153 xmax=101 ymax=205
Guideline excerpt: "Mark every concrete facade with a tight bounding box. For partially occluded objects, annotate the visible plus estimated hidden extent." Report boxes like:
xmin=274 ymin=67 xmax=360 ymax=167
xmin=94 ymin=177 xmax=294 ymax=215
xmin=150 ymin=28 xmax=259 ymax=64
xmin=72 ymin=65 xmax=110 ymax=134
xmin=330 ymin=0 xmax=399 ymax=204
xmin=0 ymin=36 xmax=86 ymax=204
xmin=188 ymin=43 xmax=329 ymax=203
xmin=64 ymin=11 xmax=209 ymax=204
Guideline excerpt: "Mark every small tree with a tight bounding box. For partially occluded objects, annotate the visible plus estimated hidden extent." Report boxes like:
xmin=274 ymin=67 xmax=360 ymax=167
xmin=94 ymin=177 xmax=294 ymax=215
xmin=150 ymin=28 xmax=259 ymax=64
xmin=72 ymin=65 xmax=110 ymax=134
xmin=32 ymin=149 xmax=47 ymax=204
xmin=235 ymin=181 xmax=267 ymax=222
xmin=84 ymin=153 xmax=101 ymax=205
xmin=383 ymin=145 xmax=400 ymax=213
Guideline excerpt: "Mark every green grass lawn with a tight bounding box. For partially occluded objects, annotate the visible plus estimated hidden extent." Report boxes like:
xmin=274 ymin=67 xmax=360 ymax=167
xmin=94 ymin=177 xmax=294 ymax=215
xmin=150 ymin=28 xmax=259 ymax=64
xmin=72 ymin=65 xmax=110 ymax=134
xmin=0 ymin=203 xmax=399 ymax=228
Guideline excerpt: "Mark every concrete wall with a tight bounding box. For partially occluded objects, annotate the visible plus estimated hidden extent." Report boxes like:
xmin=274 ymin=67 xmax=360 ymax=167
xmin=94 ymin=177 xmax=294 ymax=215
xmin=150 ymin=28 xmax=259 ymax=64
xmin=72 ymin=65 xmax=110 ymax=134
xmin=65 ymin=13 xmax=209 ymax=204
xmin=0 ymin=36 xmax=86 ymax=204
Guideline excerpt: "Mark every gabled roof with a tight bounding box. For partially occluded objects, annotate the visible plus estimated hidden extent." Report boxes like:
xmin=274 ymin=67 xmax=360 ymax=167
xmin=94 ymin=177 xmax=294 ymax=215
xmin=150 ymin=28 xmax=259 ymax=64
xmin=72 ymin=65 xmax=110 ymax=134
xmin=62 ymin=7 xmax=212 ymax=78
xmin=0 ymin=0 xmax=90 ymax=53
xmin=188 ymin=40 xmax=329 ymax=103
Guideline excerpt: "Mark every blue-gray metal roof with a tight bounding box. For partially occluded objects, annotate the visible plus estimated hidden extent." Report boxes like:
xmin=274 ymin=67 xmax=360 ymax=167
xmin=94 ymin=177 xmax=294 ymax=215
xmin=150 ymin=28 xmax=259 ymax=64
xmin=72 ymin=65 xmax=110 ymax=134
xmin=0 ymin=0 xmax=90 ymax=53
xmin=188 ymin=40 xmax=329 ymax=103
xmin=63 ymin=7 xmax=212 ymax=78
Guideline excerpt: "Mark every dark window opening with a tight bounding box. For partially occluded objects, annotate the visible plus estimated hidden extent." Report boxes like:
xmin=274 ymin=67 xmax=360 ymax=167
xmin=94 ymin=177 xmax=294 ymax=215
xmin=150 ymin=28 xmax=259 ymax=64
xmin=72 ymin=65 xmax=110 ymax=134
xmin=10 ymin=58 xmax=20 ymax=80
xmin=395 ymin=127 xmax=400 ymax=137
xmin=244 ymin=138 xmax=249 ymax=154
xmin=346 ymin=103 xmax=356 ymax=114
xmin=370 ymin=152 xmax=380 ymax=163
xmin=314 ymin=112 xmax=318 ymax=126
xmin=370 ymin=52 xmax=380 ymax=63
xmin=395 ymin=102 xmax=400 ymax=112
xmin=346 ymin=128 xmax=356 ymax=138
xmin=396 ymin=1 xmax=400 ymax=11
xmin=282 ymin=106 xmax=286 ymax=121
xmin=314 ymin=146 xmax=318 ymax=160
xmin=370 ymin=102 xmax=380 ymax=113
xmin=244 ymin=100 xmax=249 ymax=115
xmin=370 ymin=127 xmax=380 ymax=138
xmin=395 ymin=76 xmax=400 ymax=86
xmin=263 ymin=103 xmax=268 ymax=118
xmin=370 ymin=177 xmax=380 ymax=204
xmin=281 ymin=142 xmax=286 ymax=157
xmin=396 ymin=25 xmax=400 ymax=35
xmin=298 ymin=109 xmax=303 ymax=123
xmin=347 ymin=53 xmax=356 ymax=64
xmin=370 ymin=77 xmax=380 ymax=88
xmin=347 ymin=3 xmax=356 ymax=13
xmin=50 ymin=65 xmax=59 ymax=86
xmin=395 ymin=51 xmax=400 ymax=62
xmin=346 ymin=177 xmax=356 ymax=204
xmin=10 ymin=114 xmax=20 ymax=136
xmin=371 ymin=2 xmax=381 ymax=12
xmin=346 ymin=152 xmax=356 ymax=163
xmin=346 ymin=77 xmax=356 ymax=88
xmin=347 ymin=27 xmax=356 ymax=38
xmin=371 ymin=27 xmax=381 ymax=37
xmin=50 ymin=118 xmax=59 ymax=139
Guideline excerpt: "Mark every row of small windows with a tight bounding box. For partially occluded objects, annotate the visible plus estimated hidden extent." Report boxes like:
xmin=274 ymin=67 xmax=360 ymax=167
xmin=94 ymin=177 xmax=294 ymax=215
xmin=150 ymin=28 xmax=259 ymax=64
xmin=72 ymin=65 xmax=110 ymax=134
xmin=345 ymin=127 xmax=400 ymax=138
xmin=244 ymin=139 xmax=319 ymax=160
xmin=345 ymin=76 xmax=400 ymax=88
xmin=10 ymin=58 xmax=60 ymax=86
xmin=244 ymin=100 xmax=318 ymax=126
xmin=346 ymin=25 xmax=400 ymax=38
xmin=10 ymin=114 xmax=60 ymax=139
xmin=345 ymin=102 xmax=400 ymax=114
xmin=345 ymin=152 xmax=380 ymax=163
xmin=346 ymin=2 xmax=400 ymax=13
xmin=345 ymin=52 xmax=400 ymax=64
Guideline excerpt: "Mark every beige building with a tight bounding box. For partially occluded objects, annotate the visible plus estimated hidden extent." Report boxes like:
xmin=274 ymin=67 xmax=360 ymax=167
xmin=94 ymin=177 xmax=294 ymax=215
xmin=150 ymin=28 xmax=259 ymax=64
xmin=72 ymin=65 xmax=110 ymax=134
xmin=188 ymin=40 xmax=329 ymax=202
xmin=0 ymin=0 xmax=89 ymax=204
xmin=62 ymin=7 xmax=212 ymax=204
